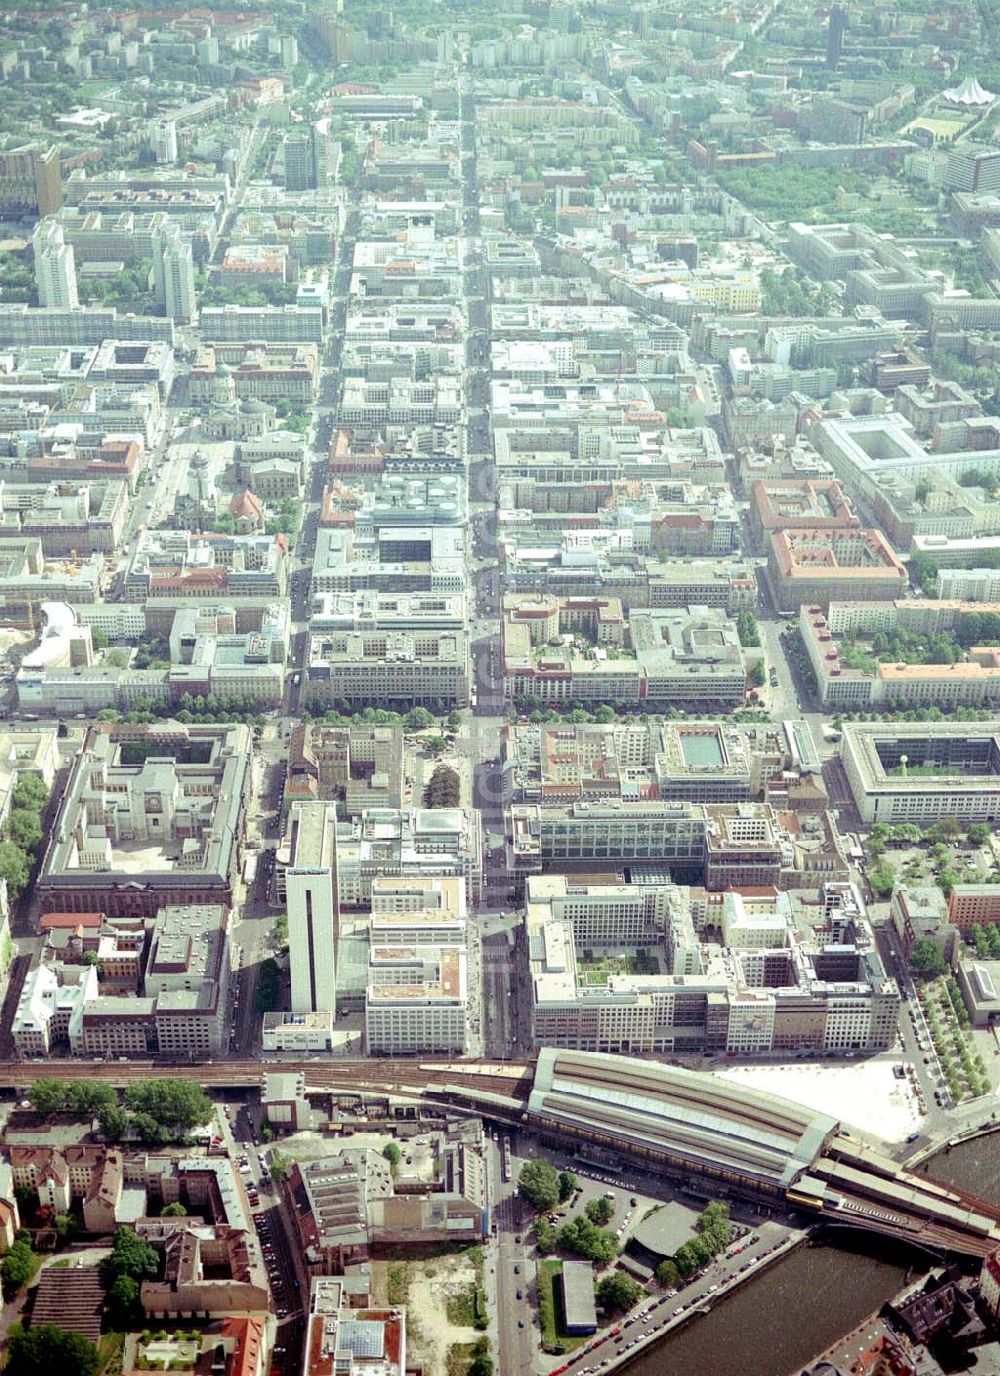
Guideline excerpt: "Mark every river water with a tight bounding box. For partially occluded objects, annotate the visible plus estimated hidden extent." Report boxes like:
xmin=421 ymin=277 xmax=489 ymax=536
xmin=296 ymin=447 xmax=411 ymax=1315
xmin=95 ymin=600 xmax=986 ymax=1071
xmin=622 ymin=1132 xmax=1000 ymax=1376
xmin=621 ymin=1236 xmax=913 ymax=1376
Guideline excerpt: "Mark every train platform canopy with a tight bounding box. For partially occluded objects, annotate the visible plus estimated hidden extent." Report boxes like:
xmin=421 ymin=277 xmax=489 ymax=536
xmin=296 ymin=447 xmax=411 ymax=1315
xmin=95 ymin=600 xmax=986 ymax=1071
xmin=528 ymin=1048 xmax=839 ymax=1193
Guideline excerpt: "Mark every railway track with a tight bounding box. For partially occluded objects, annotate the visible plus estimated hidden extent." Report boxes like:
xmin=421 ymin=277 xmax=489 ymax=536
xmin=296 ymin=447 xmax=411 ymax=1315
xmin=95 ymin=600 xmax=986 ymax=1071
xmin=0 ymin=1056 xmax=535 ymax=1103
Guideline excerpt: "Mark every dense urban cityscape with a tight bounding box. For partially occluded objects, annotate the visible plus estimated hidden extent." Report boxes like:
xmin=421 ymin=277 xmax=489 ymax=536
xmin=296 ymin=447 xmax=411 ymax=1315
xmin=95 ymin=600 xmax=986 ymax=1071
xmin=5 ymin=1 xmax=1000 ymax=1374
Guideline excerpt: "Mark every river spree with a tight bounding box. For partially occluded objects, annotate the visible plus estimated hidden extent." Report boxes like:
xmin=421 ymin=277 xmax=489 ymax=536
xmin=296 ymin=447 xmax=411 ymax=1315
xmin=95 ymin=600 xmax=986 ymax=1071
xmin=918 ymin=1127 xmax=1000 ymax=1199
xmin=623 ymin=1129 xmax=1000 ymax=1376
xmin=622 ymin=1236 xmax=913 ymax=1376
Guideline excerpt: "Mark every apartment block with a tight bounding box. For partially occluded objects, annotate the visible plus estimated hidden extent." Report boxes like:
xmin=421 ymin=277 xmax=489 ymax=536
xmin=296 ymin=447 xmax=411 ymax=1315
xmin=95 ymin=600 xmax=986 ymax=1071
xmin=502 ymin=595 xmax=748 ymax=708
xmin=767 ymin=529 xmax=907 ymax=611
xmin=364 ymin=874 xmax=468 ymax=1056
xmin=13 ymin=903 xmax=232 ymax=1059
xmin=303 ymin=1278 xmax=406 ymax=1376
xmin=948 ymin=885 xmax=1000 ymax=936
xmin=330 ymin=807 xmax=483 ymax=908
xmin=306 ymin=628 xmax=469 ymax=709
xmin=286 ymin=723 xmax=405 ymax=814
xmin=500 ymin=719 xmax=814 ymax=807
xmin=125 ymin=530 xmax=288 ymax=602
xmin=748 ymin=479 xmax=859 ymax=550
xmin=366 ymin=941 xmax=467 ymax=1056
xmin=801 ymin=600 xmax=1000 ymax=710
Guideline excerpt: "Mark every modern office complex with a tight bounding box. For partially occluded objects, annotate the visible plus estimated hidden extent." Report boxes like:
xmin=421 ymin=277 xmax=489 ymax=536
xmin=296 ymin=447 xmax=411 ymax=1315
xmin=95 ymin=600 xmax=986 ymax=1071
xmin=526 ymin=877 xmax=897 ymax=1057
xmin=506 ymin=797 xmax=787 ymax=889
xmin=281 ymin=806 xmax=483 ymax=908
xmin=840 ymin=720 xmax=1000 ymax=823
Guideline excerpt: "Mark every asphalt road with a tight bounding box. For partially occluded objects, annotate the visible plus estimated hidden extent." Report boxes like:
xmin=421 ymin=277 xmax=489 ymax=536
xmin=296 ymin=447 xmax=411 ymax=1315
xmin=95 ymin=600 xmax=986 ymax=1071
xmin=486 ymin=1134 xmax=536 ymax=1374
xmin=481 ymin=929 xmax=517 ymax=1058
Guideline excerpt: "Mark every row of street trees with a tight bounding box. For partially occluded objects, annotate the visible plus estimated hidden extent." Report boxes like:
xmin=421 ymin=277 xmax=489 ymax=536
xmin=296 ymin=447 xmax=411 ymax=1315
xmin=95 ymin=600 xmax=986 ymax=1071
xmin=655 ymin=1201 xmax=732 ymax=1286
xmin=0 ymin=771 xmax=49 ymax=901
xmin=28 ymin=1078 xmax=213 ymax=1146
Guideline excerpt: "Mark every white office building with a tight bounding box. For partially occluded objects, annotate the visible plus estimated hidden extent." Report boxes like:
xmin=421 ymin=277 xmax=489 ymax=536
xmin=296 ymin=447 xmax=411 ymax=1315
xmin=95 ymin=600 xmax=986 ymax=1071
xmin=364 ymin=875 xmax=469 ymax=1055
xmin=365 ymin=943 xmax=468 ymax=1055
xmin=153 ymin=120 xmax=179 ymax=165
xmin=153 ymin=224 xmax=196 ymax=323
xmin=287 ymin=801 xmax=339 ymax=1014
xmin=33 ymin=221 xmax=79 ymax=309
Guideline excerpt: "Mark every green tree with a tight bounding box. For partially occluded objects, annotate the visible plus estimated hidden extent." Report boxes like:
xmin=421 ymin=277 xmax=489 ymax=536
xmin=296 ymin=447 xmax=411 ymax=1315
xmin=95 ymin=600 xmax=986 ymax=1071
xmin=969 ymin=823 xmax=991 ymax=846
xmin=28 ymin=1078 xmax=68 ymax=1116
xmin=928 ymin=818 xmax=962 ymax=843
xmin=65 ymin=1082 xmax=117 ymax=1118
xmin=98 ymin=1105 xmax=130 ymax=1143
xmin=694 ymin=1201 xmax=732 ymax=1254
xmin=596 ymin=1271 xmax=643 ymax=1314
xmin=908 ymin=551 xmax=939 ymax=595
xmin=557 ymin=1215 xmax=618 ymax=1264
xmin=534 ymin=1217 xmax=557 ymax=1255
xmin=869 ymin=858 xmax=897 ymax=898
xmin=0 ymin=839 xmax=30 ymax=899
xmin=736 ymin=611 xmax=760 ymax=647
xmin=106 ymin=1273 xmax=142 ymax=1326
xmin=404 ymin=707 xmax=435 ymax=731
xmin=54 ymin=1212 xmax=78 ymax=1244
xmin=6 ymin=1324 xmax=99 ymax=1376
xmin=424 ymin=763 xmax=461 ymax=808
xmin=909 ymin=939 xmax=947 ymax=981
xmin=1 ymin=1239 xmax=37 ymax=1293
xmin=107 ymin=1227 xmax=160 ymax=1283
xmin=585 ymin=1196 xmax=615 ymax=1225
xmin=123 ymin=1080 xmax=213 ymax=1135
xmin=674 ymin=1235 xmax=712 ymax=1276
xmin=938 ymin=867 xmax=959 ymax=897
xmin=269 ymin=1150 xmax=292 ymax=1184
xmin=382 ymin=1141 xmax=402 ymax=1169
xmin=696 ymin=1201 xmax=730 ymax=1232
xmin=161 ymin=1202 xmax=188 ymax=1217
xmin=7 ymin=807 xmax=42 ymax=851
xmin=557 ymin=1170 xmax=578 ymax=1203
xmin=657 ymin=1259 xmax=681 ymax=1288
xmin=749 ymin=661 xmax=766 ymax=688
xmin=468 ymin=1355 xmax=494 ymax=1376
xmin=13 ymin=773 xmax=48 ymax=810
xmin=518 ymin=1159 xmax=561 ymax=1212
